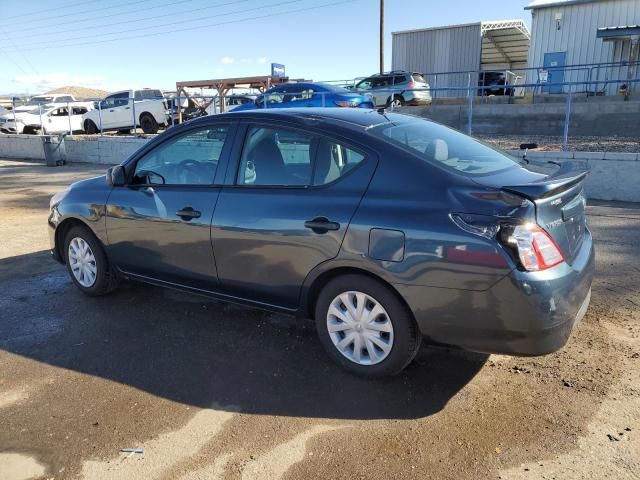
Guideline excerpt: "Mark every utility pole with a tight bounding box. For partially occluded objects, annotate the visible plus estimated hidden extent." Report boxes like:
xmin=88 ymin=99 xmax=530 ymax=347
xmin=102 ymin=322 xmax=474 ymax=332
xmin=379 ymin=0 xmax=384 ymax=74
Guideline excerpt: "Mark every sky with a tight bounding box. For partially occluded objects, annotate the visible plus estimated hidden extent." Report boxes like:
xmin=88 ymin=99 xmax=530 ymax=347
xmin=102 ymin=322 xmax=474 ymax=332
xmin=0 ymin=0 xmax=532 ymax=95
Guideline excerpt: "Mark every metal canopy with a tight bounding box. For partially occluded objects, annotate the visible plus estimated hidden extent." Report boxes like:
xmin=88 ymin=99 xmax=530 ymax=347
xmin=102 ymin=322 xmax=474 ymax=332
xmin=175 ymin=75 xmax=305 ymax=116
xmin=480 ymin=20 xmax=531 ymax=66
xmin=597 ymin=25 xmax=640 ymax=39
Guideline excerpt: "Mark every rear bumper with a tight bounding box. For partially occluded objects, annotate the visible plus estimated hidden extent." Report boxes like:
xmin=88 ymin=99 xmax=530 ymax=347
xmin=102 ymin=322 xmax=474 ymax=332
xmin=404 ymin=90 xmax=432 ymax=106
xmin=395 ymin=228 xmax=595 ymax=356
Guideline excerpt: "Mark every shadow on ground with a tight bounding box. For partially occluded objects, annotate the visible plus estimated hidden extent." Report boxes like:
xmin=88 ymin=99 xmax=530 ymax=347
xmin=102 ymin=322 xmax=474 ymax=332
xmin=0 ymin=252 xmax=486 ymax=421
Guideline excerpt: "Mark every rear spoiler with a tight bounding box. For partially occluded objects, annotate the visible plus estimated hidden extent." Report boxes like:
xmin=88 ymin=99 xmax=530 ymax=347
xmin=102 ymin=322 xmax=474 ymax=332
xmin=501 ymin=170 xmax=589 ymax=201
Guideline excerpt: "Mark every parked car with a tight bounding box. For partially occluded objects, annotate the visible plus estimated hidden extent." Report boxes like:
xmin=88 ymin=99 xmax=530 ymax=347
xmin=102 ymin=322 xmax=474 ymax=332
xmin=231 ymin=82 xmax=374 ymax=111
xmin=226 ymin=94 xmax=254 ymax=109
xmin=354 ymin=71 xmax=432 ymax=108
xmin=48 ymin=108 xmax=594 ymax=377
xmin=0 ymin=103 xmax=93 ymax=135
xmin=12 ymin=93 xmax=76 ymax=113
xmin=478 ymin=71 xmax=514 ymax=96
xmin=82 ymin=89 xmax=168 ymax=134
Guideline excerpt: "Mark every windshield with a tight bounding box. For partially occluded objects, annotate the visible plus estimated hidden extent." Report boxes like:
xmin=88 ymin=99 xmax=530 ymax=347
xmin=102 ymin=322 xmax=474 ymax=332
xmin=26 ymin=96 xmax=54 ymax=106
xmin=368 ymin=114 xmax=524 ymax=176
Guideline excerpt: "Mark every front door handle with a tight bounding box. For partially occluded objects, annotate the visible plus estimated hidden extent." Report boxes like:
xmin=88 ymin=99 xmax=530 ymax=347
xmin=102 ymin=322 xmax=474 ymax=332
xmin=304 ymin=217 xmax=340 ymax=233
xmin=176 ymin=207 xmax=201 ymax=220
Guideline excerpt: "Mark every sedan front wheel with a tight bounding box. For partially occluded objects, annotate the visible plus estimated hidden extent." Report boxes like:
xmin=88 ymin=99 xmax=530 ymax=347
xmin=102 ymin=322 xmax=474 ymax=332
xmin=64 ymin=225 xmax=118 ymax=296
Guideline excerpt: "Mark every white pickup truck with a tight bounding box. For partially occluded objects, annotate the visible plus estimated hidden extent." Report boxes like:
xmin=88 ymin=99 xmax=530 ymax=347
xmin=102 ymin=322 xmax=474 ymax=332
xmin=82 ymin=89 xmax=168 ymax=134
xmin=12 ymin=93 xmax=77 ymax=113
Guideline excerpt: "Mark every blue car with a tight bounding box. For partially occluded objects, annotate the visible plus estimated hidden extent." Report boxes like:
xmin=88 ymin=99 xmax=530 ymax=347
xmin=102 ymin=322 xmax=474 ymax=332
xmin=231 ymin=82 xmax=374 ymax=111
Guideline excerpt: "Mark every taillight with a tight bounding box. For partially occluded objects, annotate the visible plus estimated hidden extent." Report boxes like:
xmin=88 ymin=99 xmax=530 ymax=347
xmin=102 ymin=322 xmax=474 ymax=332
xmin=406 ymin=82 xmax=417 ymax=89
xmin=502 ymin=224 xmax=564 ymax=271
xmin=335 ymin=100 xmax=358 ymax=108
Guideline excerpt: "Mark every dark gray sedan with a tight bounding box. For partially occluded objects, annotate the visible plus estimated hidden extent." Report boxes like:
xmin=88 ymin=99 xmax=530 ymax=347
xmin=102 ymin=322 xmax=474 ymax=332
xmin=48 ymin=108 xmax=594 ymax=377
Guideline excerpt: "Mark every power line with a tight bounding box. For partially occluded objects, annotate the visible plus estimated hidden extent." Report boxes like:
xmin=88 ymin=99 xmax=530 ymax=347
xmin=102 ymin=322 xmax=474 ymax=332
xmin=0 ymin=27 xmax=40 ymax=75
xmin=20 ymin=0 xmax=305 ymax=49
xmin=2 ymin=0 xmax=97 ymax=21
xmin=0 ymin=45 xmax=30 ymax=76
xmin=20 ymin=0 xmax=360 ymax=52
xmin=3 ymin=0 xmax=191 ymax=34
xmin=11 ymin=0 xmax=249 ymax=41
xmin=4 ymin=0 xmax=157 ymax=26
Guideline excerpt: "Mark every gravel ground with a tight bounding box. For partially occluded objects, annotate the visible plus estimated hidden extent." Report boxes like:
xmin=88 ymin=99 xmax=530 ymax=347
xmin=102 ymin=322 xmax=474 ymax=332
xmin=0 ymin=159 xmax=638 ymax=480
xmin=476 ymin=135 xmax=640 ymax=153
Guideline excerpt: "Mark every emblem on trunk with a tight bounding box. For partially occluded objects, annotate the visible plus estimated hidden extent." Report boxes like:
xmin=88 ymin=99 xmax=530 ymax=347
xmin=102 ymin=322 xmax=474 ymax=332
xmin=550 ymin=197 xmax=563 ymax=206
xmin=546 ymin=218 xmax=563 ymax=229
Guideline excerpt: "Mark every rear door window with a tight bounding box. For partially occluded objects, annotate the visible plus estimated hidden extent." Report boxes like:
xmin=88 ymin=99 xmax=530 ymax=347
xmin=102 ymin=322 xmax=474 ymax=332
xmin=237 ymin=126 xmax=365 ymax=187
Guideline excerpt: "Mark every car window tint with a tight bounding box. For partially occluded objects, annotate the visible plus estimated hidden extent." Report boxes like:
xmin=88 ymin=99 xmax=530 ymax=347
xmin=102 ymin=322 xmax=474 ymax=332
xmin=133 ymin=126 xmax=228 ymax=185
xmin=237 ymin=126 xmax=365 ymax=187
xmin=238 ymin=127 xmax=313 ymax=186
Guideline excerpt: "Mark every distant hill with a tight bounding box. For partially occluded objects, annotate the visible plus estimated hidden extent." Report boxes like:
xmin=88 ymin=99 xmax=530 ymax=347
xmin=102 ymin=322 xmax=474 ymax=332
xmin=46 ymin=86 xmax=109 ymax=100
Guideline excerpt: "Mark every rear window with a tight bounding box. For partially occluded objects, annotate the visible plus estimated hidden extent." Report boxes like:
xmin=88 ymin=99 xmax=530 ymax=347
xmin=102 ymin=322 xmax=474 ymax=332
xmin=368 ymin=115 xmax=523 ymax=176
xmin=411 ymin=73 xmax=426 ymax=83
xmin=135 ymin=89 xmax=163 ymax=100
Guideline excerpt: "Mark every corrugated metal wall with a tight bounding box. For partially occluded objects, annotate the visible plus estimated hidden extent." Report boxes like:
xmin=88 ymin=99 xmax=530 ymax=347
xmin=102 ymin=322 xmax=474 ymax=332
xmin=528 ymin=0 xmax=640 ymax=94
xmin=392 ymin=23 xmax=482 ymax=97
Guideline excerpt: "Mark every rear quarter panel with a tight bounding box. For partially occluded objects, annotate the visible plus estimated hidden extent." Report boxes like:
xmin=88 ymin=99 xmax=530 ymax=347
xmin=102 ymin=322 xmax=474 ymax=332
xmin=338 ymin=146 xmax=514 ymax=291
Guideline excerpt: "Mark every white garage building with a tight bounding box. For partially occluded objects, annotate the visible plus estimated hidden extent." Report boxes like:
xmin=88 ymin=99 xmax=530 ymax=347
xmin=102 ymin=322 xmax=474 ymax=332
xmin=526 ymin=0 xmax=640 ymax=95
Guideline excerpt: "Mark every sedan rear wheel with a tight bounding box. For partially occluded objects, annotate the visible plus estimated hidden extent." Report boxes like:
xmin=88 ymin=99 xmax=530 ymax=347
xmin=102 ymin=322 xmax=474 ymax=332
xmin=327 ymin=291 xmax=394 ymax=366
xmin=315 ymin=274 xmax=421 ymax=377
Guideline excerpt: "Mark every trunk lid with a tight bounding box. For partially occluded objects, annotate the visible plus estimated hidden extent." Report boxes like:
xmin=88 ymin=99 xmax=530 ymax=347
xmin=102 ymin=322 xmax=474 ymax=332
xmin=474 ymin=166 xmax=588 ymax=264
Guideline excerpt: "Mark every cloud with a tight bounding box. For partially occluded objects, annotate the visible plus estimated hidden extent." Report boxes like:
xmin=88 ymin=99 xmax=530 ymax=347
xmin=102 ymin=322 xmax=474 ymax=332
xmin=221 ymin=57 xmax=235 ymax=64
xmin=257 ymin=57 xmax=268 ymax=64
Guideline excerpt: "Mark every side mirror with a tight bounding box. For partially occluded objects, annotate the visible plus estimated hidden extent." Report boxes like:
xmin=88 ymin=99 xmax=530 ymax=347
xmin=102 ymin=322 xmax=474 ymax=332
xmin=106 ymin=165 xmax=126 ymax=186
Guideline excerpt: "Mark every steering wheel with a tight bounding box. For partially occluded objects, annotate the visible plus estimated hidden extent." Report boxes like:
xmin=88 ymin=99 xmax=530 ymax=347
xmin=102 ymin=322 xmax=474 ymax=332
xmin=177 ymin=159 xmax=202 ymax=184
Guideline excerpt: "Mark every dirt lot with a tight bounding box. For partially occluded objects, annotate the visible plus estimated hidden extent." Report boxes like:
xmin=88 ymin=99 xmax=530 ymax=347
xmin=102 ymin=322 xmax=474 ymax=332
xmin=0 ymin=159 xmax=638 ymax=480
xmin=476 ymin=135 xmax=640 ymax=153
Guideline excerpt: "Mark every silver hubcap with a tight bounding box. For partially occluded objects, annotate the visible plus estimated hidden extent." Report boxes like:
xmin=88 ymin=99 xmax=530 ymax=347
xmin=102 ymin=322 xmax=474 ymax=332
xmin=326 ymin=291 xmax=394 ymax=366
xmin=68 ymin=237 xmax=97 ymax=288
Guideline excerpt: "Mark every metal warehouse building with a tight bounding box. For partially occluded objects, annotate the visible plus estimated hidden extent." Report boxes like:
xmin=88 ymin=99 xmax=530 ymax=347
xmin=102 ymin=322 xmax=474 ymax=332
xmin=391 ymin=20 xmax=531 ymax=97
xmin=526 ymin=0 xmax=640 ymax=95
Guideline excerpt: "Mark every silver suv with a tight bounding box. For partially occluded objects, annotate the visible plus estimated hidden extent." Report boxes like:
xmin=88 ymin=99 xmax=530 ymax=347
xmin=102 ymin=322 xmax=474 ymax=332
xmin=354 ymin=71 xmax=432 ymax=108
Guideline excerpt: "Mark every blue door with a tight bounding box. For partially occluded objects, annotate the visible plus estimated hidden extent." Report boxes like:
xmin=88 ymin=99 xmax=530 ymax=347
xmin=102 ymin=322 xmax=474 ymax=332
xmin=543 ymin=52 xmax=566 ymax=94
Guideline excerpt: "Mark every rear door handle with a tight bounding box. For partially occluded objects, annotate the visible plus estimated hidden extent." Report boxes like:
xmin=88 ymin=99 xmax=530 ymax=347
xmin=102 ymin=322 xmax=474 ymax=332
xmin=304 ymin=217 xmax=340 ymax=233
xmin=176 ymin=207 xmax=201 ymax=220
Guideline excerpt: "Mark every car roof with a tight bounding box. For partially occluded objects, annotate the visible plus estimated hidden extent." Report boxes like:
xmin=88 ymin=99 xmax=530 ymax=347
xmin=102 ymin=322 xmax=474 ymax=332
xmin=268 ymin=82 xmax=334 ymax=91
xmin=191 ymin=108 xmax=393 ymax=130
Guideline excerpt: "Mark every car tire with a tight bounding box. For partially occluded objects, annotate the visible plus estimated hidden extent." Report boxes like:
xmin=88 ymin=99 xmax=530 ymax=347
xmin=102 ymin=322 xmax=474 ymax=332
xmin=140 ymin=113 xmax=158 ymax=134
xmin=64 ymin=225 xmax=119 ymax=296
xmin=84 ymin=120 xmax=99 ymax=134
xmin=314 ymin=274 xmax=421 ymax=377
xmin=387 ymin=95 xmax=405 ymax=108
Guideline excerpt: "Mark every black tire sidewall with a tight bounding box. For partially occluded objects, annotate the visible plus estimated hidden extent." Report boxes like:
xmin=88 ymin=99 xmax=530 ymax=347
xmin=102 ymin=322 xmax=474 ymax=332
xmin=64 ymin=226 xmax=113 ymax=296
xmin=315 ymin=274 xmax=420 ymax=377
xmin=85 ymin=121 xmax=97 ymax=134
xmin=140 ymin=114 xmax=158 ymax=134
